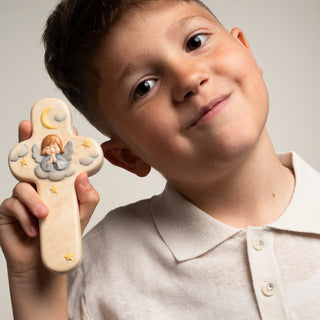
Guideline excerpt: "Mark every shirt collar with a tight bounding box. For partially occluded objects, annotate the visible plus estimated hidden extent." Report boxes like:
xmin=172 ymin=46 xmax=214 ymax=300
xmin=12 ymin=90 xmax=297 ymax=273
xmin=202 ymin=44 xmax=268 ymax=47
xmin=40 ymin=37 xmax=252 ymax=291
xmin=268 ymin=152 xmax=320 ymax=235
xmin=151 ymin=184 xmax=241 ymax=262
xmin=151 ymin=152 xmax=320 ymax=262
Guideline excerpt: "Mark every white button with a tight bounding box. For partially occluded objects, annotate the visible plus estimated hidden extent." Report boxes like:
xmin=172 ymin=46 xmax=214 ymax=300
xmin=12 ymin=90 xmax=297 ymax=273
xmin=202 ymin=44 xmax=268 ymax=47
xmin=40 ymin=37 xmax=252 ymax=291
xmin=252 ymin=236 xmax=264 ymax=251
xmin=261 ymin=282 xmax=275 ymax=297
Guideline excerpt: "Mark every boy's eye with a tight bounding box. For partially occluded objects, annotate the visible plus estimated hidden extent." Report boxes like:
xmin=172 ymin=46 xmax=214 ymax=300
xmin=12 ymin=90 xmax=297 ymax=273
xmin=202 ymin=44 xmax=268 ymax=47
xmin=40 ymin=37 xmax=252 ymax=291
xmin=186 ymin=34 xmax=207 ymax=52
xmin=134 ymin=79 xmax=156 ymax=99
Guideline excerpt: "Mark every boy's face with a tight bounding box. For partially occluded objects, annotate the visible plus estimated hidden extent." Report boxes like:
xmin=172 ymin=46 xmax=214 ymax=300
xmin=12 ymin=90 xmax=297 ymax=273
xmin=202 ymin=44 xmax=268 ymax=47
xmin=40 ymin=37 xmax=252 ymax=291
xmin=97 ymin=1 xmax=269 ymax=189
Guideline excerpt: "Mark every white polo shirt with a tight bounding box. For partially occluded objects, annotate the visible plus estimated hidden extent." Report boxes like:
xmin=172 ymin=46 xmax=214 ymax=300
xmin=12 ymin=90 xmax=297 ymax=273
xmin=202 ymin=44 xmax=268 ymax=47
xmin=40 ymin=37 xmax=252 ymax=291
xmin=68 ymin=152 xmax=320 ymax=319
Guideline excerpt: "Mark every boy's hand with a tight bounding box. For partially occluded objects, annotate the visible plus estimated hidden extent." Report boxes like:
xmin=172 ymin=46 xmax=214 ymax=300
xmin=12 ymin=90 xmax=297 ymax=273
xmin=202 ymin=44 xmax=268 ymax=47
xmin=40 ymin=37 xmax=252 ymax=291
xmin=0 ymin=120 xmax=100 ymax=276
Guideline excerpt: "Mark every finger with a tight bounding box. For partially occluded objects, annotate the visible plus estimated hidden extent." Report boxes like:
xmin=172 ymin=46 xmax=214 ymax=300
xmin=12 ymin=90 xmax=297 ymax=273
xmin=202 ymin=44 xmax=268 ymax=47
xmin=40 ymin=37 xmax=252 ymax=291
xmin=0 ymin=197 xmax=39 ymax=238
xmin=18 ymin=120 xmax=32 ymax=142
xmin=73 ymin=126 xmax=78 ymax=135
xmin=75 ymin=173 xmax=100 ymax=232
xmin=12 ymin=182 xmax=49 ymax=219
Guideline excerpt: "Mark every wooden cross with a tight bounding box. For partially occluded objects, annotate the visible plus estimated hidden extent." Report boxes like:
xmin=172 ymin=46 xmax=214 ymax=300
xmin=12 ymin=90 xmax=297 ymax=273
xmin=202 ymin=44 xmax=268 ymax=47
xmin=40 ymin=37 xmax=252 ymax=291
xmin=8 ymin=98 xmax=104 ymax=274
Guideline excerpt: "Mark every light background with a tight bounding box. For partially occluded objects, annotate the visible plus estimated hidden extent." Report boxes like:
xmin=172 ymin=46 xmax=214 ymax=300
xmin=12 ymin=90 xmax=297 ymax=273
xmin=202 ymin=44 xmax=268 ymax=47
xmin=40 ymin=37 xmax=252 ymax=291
xmin=0 ymin=0 xmax=319 ymax=318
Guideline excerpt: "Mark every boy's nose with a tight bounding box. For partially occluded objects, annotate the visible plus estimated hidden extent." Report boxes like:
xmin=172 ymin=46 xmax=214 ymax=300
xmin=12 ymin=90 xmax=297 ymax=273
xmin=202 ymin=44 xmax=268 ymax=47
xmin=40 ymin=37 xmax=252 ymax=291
xmin=171 ymin=62 xmax=209 ymax=103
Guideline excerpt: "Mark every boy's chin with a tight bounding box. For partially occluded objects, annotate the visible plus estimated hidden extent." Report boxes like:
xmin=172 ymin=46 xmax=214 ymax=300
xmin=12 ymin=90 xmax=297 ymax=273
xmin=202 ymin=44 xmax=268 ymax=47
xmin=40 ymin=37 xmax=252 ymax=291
xmin=209 ymin=128 xmax=267 ymax=168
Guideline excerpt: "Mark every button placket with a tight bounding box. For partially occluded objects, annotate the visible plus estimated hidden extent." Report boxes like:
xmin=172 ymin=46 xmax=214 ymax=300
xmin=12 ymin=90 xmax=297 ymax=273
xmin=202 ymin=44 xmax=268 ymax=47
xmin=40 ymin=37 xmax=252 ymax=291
xmin=247 ymin=228 xmax=289 ymax=319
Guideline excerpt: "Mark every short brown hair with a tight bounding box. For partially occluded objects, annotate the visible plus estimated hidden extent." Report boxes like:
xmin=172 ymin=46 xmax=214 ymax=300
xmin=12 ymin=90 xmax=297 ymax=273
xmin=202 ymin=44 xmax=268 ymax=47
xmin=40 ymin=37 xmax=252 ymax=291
xmin=43 ymin=0 xmax=213 ymax=135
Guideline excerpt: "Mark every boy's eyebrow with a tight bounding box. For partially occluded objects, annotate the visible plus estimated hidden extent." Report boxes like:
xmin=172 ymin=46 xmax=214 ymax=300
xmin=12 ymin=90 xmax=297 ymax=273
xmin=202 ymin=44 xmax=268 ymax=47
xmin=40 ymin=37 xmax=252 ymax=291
xmin=118 ymin=53 xmax=150 ymax=84
xmin=118 ymin=14 xmax=216 ymax=85
xmin=173 ymin=14 xmax=215 ymax=32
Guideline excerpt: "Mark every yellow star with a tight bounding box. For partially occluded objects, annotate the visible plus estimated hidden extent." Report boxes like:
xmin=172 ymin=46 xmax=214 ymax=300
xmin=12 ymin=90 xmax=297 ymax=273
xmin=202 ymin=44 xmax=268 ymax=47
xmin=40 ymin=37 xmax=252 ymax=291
xmin=50 ymin=185 xmax=58 ymax=194
xmin=64 ymin=253 xmax=74 ymax=261
xmin=20 ymin=157 xmax=28 ymax=166
xmin=82 ymin=140 xmax=91 ymax=149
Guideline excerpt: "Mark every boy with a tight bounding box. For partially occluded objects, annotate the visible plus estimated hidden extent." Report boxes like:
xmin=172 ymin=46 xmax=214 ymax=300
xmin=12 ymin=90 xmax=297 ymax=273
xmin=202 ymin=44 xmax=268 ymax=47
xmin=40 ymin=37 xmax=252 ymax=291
xmin=1 ymin=0 xmax=320 ymax=319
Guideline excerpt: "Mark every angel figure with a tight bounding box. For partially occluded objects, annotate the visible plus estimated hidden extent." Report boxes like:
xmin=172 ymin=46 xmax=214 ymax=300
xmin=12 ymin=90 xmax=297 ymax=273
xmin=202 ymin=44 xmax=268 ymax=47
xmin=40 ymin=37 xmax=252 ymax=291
xmin=32 ymin=134 xmax=76 ymax=181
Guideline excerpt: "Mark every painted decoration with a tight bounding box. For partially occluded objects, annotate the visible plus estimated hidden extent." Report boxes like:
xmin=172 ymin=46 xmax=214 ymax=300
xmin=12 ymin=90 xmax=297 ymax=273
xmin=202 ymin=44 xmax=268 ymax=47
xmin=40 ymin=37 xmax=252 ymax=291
xmin=8 ymin=98 xmax=104 ymax=274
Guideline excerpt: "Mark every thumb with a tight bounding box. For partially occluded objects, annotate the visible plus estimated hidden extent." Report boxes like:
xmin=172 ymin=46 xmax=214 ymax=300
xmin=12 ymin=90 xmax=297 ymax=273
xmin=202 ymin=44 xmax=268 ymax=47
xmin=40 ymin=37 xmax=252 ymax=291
xmin=75 ymin=173 xmax=100 ymax=233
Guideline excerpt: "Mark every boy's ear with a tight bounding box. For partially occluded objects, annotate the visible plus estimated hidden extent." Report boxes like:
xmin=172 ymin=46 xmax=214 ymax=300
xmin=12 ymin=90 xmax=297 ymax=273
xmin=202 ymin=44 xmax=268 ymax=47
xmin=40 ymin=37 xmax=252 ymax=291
xmin=101 ymin=139 xmax=151 ymax=177
xmin=231 ymin=27 xmax=263 ymax=75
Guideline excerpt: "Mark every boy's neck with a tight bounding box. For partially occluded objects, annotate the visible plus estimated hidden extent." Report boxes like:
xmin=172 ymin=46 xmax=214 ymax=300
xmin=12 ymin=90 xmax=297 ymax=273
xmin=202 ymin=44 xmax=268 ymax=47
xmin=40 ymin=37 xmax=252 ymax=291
xmin=173 ymin=128 xmax=295 ymax=229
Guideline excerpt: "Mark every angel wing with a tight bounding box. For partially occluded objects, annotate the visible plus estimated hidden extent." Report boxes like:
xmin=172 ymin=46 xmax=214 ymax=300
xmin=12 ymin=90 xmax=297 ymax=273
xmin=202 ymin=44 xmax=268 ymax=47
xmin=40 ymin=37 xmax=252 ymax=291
xmin=32 ymin=144 xmax=43 ymax=163
xmin=63 ymin=141 xmax=74 ymax=161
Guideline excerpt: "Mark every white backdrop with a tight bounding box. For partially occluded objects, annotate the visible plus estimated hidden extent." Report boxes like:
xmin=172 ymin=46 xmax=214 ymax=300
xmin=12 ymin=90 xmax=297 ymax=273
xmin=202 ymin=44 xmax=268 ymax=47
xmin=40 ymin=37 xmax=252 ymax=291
xmin=1 ymin=0 xmax=319 ymax=318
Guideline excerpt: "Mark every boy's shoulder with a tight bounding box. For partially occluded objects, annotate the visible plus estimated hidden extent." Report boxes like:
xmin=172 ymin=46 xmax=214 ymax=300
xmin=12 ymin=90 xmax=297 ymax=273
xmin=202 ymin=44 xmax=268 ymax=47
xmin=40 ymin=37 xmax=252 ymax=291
xmin=82 ymin=194 xmax=160 ymax=250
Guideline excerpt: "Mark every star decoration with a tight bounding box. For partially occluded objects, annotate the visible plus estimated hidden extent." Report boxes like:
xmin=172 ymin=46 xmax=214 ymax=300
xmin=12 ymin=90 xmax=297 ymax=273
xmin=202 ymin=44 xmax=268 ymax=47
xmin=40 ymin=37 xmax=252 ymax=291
xmin=82 ymin=140 xmax=91 ymax=149
xmin=64 ymin=253 xmax=75 ymax=261
xmin=50 ymin=185 xmax=58 ymax=194
xmin=20 ymin=158 xmax=28 ymax=166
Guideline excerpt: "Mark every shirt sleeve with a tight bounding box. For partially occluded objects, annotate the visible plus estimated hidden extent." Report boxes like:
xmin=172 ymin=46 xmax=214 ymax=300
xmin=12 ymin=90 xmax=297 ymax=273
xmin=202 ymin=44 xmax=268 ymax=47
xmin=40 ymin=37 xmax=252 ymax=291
xmin=67 ymin=262 xmax=91 ymax=320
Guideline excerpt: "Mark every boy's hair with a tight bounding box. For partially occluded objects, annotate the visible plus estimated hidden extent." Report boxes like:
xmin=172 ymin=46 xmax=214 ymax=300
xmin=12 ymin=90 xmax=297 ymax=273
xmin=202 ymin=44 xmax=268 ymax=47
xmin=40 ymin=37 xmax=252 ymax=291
xmin=43 ymin=0 xmax=213 ymax=135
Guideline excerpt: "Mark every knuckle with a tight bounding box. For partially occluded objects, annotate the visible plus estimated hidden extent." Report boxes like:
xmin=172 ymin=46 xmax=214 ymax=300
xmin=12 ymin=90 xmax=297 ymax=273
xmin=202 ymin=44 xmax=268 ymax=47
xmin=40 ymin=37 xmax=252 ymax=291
xmin=86 ymin=189 xmax=100 ymax=207
xmin=78 ymin=184 xmax=100 ymax=205
xmin=1 ymin=197 xmax=15 ymax=211
xmin=0 ymin=197 xmax=22 ymax=220
xmin=92 ymin=189 xmax=100 ymax=205
xmin=12 ymin=182 xmax=28 ymax=198
xmin=12 ymin=183 xmax=22 ymax=197
xmin=0 ymin=199 xmax=10 ymax=218
xmin=79 ymin=190 xmax=99 ymax=220
xmin=12 ymin=182 xmax=38 ymax=204
xmin=1 ymin=197 xmax=11 ymax=209
xmin=92 ymin=189 xmax=100 ymax=204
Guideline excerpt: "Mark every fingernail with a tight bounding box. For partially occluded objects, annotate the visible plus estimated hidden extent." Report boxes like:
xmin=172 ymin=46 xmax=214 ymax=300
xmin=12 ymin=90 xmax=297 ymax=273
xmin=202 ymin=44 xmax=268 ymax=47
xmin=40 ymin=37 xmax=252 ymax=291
xmin=34 ymin=204 xmax=48 ymax=218
xmin=29 ymin=225 xmax=37 ymax=236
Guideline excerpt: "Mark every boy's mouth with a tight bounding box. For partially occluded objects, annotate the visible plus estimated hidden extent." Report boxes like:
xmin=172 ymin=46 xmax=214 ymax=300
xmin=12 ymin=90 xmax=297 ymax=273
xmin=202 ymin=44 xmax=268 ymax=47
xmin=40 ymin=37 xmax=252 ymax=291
xmin=190 ymin=93 xmax=231 ymax=127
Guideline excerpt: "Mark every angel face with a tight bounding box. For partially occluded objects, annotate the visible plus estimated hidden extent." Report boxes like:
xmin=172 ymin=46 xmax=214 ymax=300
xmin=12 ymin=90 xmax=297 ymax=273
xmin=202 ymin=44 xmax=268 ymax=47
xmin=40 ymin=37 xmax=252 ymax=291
xmin=43 ymin=143 xmax=61 ymax=156
xmin=33 ymin=137 xmax=75 ymax=182
xmin=41 ymin=134 xmax=64 ymax=156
